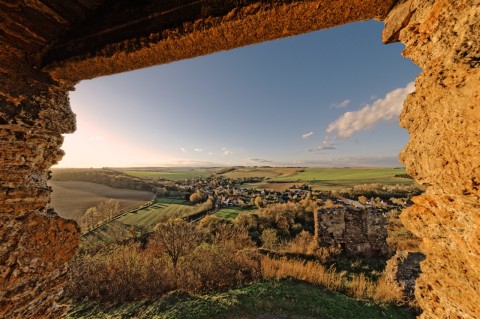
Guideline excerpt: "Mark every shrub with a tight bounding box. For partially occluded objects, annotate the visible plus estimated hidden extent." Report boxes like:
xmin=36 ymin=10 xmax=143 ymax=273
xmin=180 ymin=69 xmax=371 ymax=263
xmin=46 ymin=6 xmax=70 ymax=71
xmin=67 ymin=220 xmax=260 ymax=305
xmin=260 ymin=228 xmax=278 ymax=249
xmin=66 ymin=243 xmax=171 ymax=304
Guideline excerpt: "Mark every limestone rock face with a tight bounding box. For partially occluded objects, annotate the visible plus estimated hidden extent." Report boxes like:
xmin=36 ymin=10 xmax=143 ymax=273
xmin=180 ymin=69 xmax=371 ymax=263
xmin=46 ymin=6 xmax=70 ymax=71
xmin=384 ymin=0 xmax=480 ymax=318
xmin=0 ymin=47 xmax=80 ymax=317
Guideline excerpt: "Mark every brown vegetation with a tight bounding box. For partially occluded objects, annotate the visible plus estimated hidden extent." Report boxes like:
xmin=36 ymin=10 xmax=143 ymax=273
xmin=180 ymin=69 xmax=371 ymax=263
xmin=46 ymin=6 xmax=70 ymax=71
xmin=386 ymin=210 xmax=421 ymax=252
xmin=261 ymin=256 xmax=403 ymax=303
xmin=66 ymin=220 xmax=261 ymax=304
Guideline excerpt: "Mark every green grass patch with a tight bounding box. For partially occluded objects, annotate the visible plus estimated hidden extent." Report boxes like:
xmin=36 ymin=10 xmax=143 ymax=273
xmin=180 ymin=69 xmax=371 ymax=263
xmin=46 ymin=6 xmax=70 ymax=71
xmin=214 ymin=207 xmax=253 ymax=219
xmin=63 ymin=279 xmax=417 ymax=319
xmin=80 ymin=198 xmax=197 ymax=249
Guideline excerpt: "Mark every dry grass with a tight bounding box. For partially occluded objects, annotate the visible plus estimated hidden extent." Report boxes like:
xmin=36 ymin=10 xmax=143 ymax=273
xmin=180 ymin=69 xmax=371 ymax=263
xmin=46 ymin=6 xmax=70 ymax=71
xmin=49 ymin=181 xmax=153 ymax=221
xmin=387 ymin=210 xmax=421 ymax=252
xmin=262 ymin=256 xmax=343 ymax=291
xmin=374 ymin=275 xmax=405 ymax=304
xmin=261 ymin=256 xmax=404 ymax=304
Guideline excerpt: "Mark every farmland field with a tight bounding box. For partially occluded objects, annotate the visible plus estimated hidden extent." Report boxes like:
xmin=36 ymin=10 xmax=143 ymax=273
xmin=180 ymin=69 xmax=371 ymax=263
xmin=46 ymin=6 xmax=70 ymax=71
xmin=49 ymin=181 xmax=154 ymax=221
xmin=250 ymin=182 xmax=300 ymax=191
xmin=121 ymin=168 xmax=215 ymax=180
xmin=218 ymin=167 xmax=302 ymax=179
xmin=80 ymin=197 xmax=204 ymax=249
xmin=272 ymin=167 xmax=408 ymax=181
xmin=269 ymin=167 xmax=414 ymax=190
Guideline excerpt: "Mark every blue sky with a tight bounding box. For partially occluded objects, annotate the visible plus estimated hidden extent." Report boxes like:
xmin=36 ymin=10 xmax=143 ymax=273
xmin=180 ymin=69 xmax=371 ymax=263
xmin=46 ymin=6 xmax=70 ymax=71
xmin=58 ymin=20 xmax=420 ymax=168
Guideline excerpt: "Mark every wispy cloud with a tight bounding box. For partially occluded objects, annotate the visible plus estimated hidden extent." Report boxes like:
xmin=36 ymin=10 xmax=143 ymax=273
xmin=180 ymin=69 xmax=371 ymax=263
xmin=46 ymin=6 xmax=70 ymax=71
xmin=307 ymin=145 xmax=336 ymax=152
xmin=326 ymin=82 xmax=414 ymax=138
xmin=306 ymin=141 xmax=336 ymax=152
xmin=248 ymin=158 xmax=274 ymax=164
xmin=222 ymin=147 xmax=233 ymax=156
xmin=180 ymin=147 xmax=186 ymax=152
xmin=330 ymin=99 xmax=351 ymax=109
xmin=302 ymin=131 xmax=314 ymax=139
xmin=194 ymin=148 xmax=203 ymax=152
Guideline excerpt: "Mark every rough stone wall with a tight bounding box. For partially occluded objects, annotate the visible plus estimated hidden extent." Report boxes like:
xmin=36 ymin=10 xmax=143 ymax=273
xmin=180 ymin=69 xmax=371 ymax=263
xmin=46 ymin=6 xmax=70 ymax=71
xmin=383 ymin=0 xmax=480 ymax=318
xmin=318 ymin=207 xmax=389 ymax=256
xmin=384 ymin=251 xmax=426 ymax=302
xmin=0 ymin=45 xmax=80 ymax=318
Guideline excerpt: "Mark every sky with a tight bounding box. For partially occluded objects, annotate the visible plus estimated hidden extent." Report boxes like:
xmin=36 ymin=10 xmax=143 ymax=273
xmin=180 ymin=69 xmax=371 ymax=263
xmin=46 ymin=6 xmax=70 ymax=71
xmin=57 ymin=20 xmax=420 ymax=168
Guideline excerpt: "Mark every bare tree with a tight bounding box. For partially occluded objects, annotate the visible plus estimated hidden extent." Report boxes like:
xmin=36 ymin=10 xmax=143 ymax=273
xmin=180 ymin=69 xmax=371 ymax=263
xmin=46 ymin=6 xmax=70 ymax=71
xmin=97 ymin=199 xmax=120 ymax=220
xmin=81 ymin=207 xmax=99 ymax=231
xmin=151 ymin=218 xmax=200 ymax=268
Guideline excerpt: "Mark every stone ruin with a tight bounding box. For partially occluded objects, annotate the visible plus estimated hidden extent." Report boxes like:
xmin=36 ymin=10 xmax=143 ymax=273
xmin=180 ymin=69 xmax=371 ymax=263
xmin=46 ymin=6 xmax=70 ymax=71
xmin=318 ymin=207 xmax=389 ymax=256
xmin=385 ymin=251 xmax=426 ymax=302
xmin=0 ymin=0 xmax=479 ymax=318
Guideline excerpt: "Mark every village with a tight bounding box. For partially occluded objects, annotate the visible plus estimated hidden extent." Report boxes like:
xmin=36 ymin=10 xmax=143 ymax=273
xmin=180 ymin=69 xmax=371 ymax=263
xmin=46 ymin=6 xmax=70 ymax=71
xmin=169 ymin=175 xmax=411 ymax=211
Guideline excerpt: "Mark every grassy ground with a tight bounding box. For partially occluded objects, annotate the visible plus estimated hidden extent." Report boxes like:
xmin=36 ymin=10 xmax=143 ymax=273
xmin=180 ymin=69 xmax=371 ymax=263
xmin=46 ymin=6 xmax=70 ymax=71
xmin=49 ymin=181 xmax=154 ymax=221
xmin=80 ymin=198 xmax=198 ymax=249
xmin=121 ymin=169 xmax=214 ymax=180
xmin=63 ymin=279 xmax=417 ymax=319
xmin=272 ymin=168 xmax=407 ymax=181
xmin=268 ymin=168 xmax=413 ymax=191
xmin=214 ymin=207 xmax=254 ymax=219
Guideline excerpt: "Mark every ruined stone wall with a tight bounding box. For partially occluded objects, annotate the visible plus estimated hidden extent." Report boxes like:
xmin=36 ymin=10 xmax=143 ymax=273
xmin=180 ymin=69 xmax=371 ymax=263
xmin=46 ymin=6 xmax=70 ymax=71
xmin=318 ymin=207 xmax=389 ymax=256
xmin=383 ymin=0 xmax=480 ymax=317
xmin=384 ymin=251 xmax=425 ymax=302
xmin=0 ymin=46 xmax=80 ymax=318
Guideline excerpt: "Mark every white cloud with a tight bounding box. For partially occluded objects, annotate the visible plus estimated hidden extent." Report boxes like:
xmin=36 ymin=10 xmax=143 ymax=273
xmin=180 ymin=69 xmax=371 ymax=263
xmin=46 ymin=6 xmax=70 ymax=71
xmin=326 ymin=82 xmax=414 ymax=138
xmin=194 ymin=148 xmax=203 ymax=152
xmin=330 ymin=99 xmax=351 ymax=109
xmin=302 ymin=131 xmax=314 ymax=139
xmin=180 ymin=147 xmax=186 ymax=152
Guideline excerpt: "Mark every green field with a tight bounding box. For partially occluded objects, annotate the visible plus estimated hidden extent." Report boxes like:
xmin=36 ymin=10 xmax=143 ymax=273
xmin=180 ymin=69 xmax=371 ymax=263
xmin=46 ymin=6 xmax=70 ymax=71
xmin=64 ymin=279 xmax=416 ymax=319
xmin=122 ymin=169 xmax=215 ymax=180
xmin=81 ymin=198 xmax=200 ymax=249
xmin=272 ymin=167 xmax=407 ymax=181
xmin=214 ymin=207 xmax=254 ymax=219
xmin=269 ymin=168 xmax=413 ymax=190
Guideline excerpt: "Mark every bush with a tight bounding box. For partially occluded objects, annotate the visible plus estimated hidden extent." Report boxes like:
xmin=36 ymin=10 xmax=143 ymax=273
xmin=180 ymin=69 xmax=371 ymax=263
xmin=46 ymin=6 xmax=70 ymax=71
xmin=67 ymin=220 xmax=261 ymax=304
xmin=66 ymin=243 xmax=171 ymax=304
